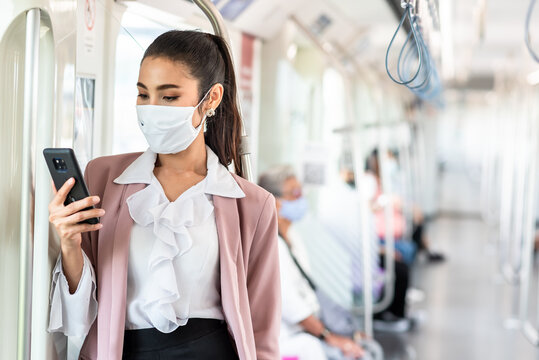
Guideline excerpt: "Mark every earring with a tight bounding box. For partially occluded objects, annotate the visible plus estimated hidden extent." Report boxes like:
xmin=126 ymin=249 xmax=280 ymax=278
xmin=206 ymin=108 xmax=215 ymax=117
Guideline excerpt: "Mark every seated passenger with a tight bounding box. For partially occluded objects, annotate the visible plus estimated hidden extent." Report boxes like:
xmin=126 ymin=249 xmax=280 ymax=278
xmin=259 ymin=165 xmax=366 ymax=360
xmin=321 ymin=166 xmax=413 ymax=333
xmin=364 ymin=148 xmax=444 ymax=263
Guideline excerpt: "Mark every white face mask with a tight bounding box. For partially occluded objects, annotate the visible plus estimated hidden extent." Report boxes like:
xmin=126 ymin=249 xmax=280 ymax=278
xmin=136 ymin=90 xmax=210 ymax=154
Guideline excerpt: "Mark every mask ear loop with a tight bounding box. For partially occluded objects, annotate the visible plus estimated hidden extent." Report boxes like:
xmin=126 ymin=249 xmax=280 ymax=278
xmin=193 ymin=84 xmax=219 ymax=131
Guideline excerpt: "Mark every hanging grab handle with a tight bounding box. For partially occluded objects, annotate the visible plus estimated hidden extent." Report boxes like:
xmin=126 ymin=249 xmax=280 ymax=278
xmin=385 ymin=2 xmax=423 ymax=85
xmin=398 ymin=23 xmax=432 ymax=91
xmin=525 ymin=0 xmax=539 ymax=63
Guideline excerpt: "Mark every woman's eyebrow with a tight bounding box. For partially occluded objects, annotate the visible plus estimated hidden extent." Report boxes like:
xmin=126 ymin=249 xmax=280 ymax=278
xmin=136 ymin=82 xmax=181 ymax=91
xmin=156 ymin=84 xmax=181 ymax=90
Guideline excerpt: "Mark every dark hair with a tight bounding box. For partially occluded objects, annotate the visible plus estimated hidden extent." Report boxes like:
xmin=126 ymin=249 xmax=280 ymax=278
xmin=365 ymin=148 xmax=379 ymax=177
xmin=142 ymin=30 xmax=244 ymax=178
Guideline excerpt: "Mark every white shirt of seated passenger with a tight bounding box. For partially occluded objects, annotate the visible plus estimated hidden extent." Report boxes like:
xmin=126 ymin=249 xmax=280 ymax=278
xmin=278 ymin=230 xmax=324 ymax=359
xmin=47 ymin=146 xmax=245 ymax=337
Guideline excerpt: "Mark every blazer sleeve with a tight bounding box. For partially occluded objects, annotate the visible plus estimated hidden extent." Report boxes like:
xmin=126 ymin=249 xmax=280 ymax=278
xmin=81 ymin=160 xmax=98 ymax=268
xmin=246 ymin=193 xmax=281 ymax=360
xmin=48 ymin=160 xmax=99 ymax=337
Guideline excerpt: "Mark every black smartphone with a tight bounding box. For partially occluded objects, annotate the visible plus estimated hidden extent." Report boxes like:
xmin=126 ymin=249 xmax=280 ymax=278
xmin=43 ymin=148 xmax=99 ymax=225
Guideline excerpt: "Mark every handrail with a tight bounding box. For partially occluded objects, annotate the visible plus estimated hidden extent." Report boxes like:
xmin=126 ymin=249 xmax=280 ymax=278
xmin=18 ymin=8 xmax=40 ymax=360
xmin=191 ymin=0 xmax=230 ymax=41
xmin=191 ymin=0 xmax=253 ymax=181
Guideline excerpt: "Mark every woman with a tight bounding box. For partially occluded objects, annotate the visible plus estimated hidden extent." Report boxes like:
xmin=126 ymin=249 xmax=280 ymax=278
xmin=259 ymin=165 xmax=365 ymax=360
xmin=364 ymin=148 xmax=444 ymax=264
xmin=47 ymin=30 xmax=280 ymax=360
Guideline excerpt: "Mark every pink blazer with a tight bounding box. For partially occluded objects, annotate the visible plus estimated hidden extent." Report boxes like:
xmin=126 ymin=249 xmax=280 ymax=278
xmin=77 ymin=152 xmax=281 ymax=360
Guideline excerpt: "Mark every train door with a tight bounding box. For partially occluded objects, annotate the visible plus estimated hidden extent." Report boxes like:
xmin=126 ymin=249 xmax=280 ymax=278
xmin=0 ymin=9 xmax=57 ymax=360
xmin=0 ymin=1 xmax=77 ymax=359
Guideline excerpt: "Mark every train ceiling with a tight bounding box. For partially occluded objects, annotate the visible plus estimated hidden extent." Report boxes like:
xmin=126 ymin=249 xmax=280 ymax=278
xmin=118 ymin=0 xmax=538 ymax=91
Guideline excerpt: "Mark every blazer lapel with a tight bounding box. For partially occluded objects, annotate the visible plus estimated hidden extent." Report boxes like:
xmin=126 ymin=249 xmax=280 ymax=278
xmin=213 ymin=195 xmax=241 ymax=263
xmin=97 ymin=182 xmax=146 ymax=359
xmin=213 ymin=195 xmax=248 ymax=357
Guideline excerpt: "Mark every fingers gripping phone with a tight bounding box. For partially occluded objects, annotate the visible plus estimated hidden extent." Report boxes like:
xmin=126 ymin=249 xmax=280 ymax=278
xmin=43 ymin=148 xmax=100 ymax=225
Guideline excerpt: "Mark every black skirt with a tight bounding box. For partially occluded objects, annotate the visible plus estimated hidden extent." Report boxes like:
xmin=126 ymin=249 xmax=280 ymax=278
xmin=122 ymin=319 xmax=239 ymax=360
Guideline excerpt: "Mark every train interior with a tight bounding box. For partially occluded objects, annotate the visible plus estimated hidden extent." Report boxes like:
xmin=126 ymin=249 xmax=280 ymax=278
xmin=1 ymin=0 xmax=539 ymax=359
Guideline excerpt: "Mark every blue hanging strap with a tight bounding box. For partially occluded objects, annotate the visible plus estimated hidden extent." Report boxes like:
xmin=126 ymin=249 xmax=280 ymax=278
xmin=385 ymin=3 xmax=423 ymax=85
xmin=402 ymin=23 xmax=431 ymax=91
xmin=407 ymin=24 xmax=433 ymax=91
xmin=525 ymin=0 xmax=539 ymax=63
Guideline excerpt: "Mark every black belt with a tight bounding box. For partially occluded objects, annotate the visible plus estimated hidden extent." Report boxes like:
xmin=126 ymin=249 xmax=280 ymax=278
xmin=123 ymin=318 xmax=228 ymax=353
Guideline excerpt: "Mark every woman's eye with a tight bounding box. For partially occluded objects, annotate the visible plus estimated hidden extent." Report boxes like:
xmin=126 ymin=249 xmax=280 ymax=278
xmin=137 ymin=94 xmax=148 ymax=99
xmin=163 ymin=96 xmax=179 ymax=102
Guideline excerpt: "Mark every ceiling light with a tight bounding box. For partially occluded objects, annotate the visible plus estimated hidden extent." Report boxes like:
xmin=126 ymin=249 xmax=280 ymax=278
xmin=287 ymin=43 xmax=298 ymax=61
xmin=526 ymin=69 xmax=539 ymax=85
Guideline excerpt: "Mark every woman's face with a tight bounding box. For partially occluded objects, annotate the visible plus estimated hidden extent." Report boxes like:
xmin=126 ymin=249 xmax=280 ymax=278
xmin=137 ymin=56 xmax=222 ymax=128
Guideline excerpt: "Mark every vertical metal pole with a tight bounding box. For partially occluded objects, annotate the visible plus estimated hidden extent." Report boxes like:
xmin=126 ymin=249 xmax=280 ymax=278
xmin=408 ymin=123 xmax=421 ymax=215
xmin=519 ymin=91 xmax=539 ymax=345
xmin=510 ymin=114 xmax=526 ymax=277
xmin=498 ymin=109 xmax=516 ymax=282
xmin=378 ymin=129 xmax=397 ymax=306
xmin=499 ymin=96 xmax=521 ymax=329
xmin=345 ymin=108 xmax=376 ymax=337
xmin=191 ymin=0 xmax=253 ymax=181
xmin=399 ymin=125 xmax=414 ymax=240
xmin=351 ymin=130 xmax=374 ymax=337
xmin=481 ymin=112 xmax=501 ymax=248
xmin=18 ymin=8 xmax=40 ymax=360
xmin=351 ymin=130 xmax=395 ymax=317
xmin=30 ymin=17 xmax=55 ymax=359
xmin=506 ymin=107 xmax=526 ymax=327
xmin=479 ymin=119 xmax=493 ymax=223
xmin=415 ymin=121 xmax=428 ymax=211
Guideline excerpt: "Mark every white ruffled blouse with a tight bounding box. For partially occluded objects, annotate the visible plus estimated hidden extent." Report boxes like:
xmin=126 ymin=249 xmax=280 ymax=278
xmin=48 ymin=146 xmax=245 ymax=337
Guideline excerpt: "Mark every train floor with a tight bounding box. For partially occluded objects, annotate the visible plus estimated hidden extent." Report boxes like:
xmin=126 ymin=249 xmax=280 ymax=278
xmin=374 ymin=216 xmax=538 ymax=360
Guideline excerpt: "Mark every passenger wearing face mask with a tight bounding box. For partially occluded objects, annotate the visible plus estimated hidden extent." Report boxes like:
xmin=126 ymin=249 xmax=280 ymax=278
xmin=259 ymin=165 xmax=366 ymax=360
xmin=47 ymin=31 xmax=280 ymax=360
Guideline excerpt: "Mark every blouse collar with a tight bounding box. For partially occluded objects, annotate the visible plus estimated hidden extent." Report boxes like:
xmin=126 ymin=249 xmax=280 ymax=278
xmin=113 ymin=146 xmax=245 ymax=199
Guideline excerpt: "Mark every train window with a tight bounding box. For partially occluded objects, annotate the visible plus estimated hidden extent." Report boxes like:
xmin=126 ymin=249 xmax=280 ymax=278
xmin=322 ymin=67 xmax=346 ymax=170
xmin=111 ymin=11 xmax=173 ymax=155
xmin=322 ymin=67 xmax=346 ymax=130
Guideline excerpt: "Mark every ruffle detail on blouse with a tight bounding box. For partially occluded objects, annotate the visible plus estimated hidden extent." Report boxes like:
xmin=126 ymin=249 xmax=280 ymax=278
xmin=125 ymin=177 xmax=214 ymax=333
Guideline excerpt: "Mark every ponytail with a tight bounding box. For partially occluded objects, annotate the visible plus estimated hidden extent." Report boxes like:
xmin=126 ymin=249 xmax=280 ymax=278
xmin=142 ymin=30 xmax=245 ymax=178
xmin=205 ymin=35 xmax=244 ymax=178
